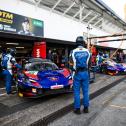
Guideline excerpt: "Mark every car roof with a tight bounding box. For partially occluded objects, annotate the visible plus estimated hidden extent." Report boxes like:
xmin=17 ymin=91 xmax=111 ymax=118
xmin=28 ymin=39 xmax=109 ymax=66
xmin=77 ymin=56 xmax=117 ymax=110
xmin=27 ymin=58 xmax=52 ymax=63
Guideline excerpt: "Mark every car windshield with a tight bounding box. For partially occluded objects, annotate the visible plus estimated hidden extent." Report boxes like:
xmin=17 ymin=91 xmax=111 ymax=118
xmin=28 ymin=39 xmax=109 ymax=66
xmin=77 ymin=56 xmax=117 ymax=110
xmin=105 ymin=59 xmax=117 ymax=66
xmin=25 ymin=62 xmax=59 ymax=71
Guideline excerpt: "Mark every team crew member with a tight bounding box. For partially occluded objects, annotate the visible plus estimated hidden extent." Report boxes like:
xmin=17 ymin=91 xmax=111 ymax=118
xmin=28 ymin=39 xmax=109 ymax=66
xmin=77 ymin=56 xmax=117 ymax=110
xmin=96 ymin=52 xmax=104 ymax=72
xmin=1 ymin=48 xmax=21 ymax=94
xmin=96 ymin=52 xmax=103 ymax=66
xmin=69 ymin=36 xmax=91 ymax=114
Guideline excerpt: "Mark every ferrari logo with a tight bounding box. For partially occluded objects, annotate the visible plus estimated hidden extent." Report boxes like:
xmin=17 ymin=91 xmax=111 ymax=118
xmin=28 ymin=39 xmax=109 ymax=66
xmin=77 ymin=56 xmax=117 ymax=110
xmin=36 ymin=49 xmax=40 ymax=57
xmin=49 ymin=77 xmax=58 ymax=81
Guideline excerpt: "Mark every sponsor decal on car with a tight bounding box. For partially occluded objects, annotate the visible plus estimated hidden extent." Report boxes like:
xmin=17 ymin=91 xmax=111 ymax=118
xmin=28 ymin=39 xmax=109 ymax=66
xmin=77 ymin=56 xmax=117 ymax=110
xmin=25 ymin=71 xmax=38 ymax=75
xmin=51 ymin=85 xmax=64 ymax=89
xmin=48 ymin=77 xmax=58 ymax=81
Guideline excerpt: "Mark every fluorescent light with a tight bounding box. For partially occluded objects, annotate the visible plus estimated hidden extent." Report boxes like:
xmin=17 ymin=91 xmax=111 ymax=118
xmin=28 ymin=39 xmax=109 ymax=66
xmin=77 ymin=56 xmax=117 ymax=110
xmin=0 ymin=46 xmax=1 ymax=47
xmin=16 ymin=47 xmax=24 ymax=49
xmin=6 ymin=43 xmax=19 ymax=45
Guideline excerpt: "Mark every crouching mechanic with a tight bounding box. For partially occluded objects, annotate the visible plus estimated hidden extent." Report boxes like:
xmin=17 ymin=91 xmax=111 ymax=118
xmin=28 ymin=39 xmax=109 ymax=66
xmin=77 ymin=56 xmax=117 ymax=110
xmin=1 ymin=48 xmax=22 ymax=94
xmin=69 ymin=36 xmax=91 ymax=114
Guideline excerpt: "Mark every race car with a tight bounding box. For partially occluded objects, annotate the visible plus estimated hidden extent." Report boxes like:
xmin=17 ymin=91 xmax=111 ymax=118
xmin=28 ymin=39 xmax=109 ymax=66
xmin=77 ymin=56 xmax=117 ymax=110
xmin=17 ymin=58 xmax=73 ymax=97
xmin=100 ymin=59 xmax=126 ymax=75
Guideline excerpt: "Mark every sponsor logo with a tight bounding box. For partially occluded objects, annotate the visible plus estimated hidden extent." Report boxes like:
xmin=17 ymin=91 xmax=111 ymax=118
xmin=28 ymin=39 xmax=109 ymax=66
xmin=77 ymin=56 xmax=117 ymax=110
xmin=36 ymin=49 xmax=40 ymax=57
xmin=33 ymin=19 xmax=43 ymax=27
xmin=49 ymin=77 xmax=58 ymax=81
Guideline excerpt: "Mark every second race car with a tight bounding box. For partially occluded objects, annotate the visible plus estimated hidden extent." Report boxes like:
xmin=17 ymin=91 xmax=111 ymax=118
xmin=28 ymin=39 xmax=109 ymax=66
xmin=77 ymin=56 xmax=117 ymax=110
xmin=100 ymin=59 xmax=126 ymax=75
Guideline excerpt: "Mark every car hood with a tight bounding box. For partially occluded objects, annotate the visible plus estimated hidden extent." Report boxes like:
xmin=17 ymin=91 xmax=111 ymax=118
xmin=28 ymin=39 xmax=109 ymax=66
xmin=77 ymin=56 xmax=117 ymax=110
xmin=108 ymin=64 xmax=126 ymax=71
xmin=24 ymin=70 xmax=69 ymax=88
xmin=38 ymin=70 xmax=68 ymax=88
xmin=37 ymin=70 xmax=64 ymax=78
xmin=116 ymin=64 xmax=126 ymax=69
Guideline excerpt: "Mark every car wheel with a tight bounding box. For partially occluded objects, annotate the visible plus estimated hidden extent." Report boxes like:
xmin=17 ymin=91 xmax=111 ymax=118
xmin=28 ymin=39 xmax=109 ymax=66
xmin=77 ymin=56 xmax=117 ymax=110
xmin=101 ymin=66 xmax=107 ymax=74
xmin=65 ymin=85 xmax=73 ymax=92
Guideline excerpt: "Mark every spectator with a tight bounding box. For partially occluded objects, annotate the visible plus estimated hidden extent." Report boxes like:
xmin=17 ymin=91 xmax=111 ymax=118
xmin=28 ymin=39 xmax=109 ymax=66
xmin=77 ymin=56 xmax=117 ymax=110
xmin=47 ymin=49 xmax=52 ymax=60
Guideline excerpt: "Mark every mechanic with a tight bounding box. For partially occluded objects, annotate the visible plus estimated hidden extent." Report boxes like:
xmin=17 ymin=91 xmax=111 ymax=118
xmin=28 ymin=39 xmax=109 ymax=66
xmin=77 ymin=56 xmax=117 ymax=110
xmin=103 ymin=51 xmax=109 ymax=59
xmin=1 ymin=48 xmax=22 ymax=94
xmin=96 ymin=52 xmax=103 ymax=65
xmin=69 ymin=36 xmax=91 ymax=114
xmin=0 ymin=49 xmax=3 ymax=77
xmin=96 ymin=52 xmax=104 ymax=72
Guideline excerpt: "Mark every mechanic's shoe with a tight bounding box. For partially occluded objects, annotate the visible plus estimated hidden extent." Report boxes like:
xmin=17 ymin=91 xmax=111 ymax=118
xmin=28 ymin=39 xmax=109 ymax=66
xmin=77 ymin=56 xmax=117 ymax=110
xmin=83 ymin=107 xmax=89 ymax=113
xmin=74 ymin=108 xmax=81 ymax=115
xmin=7 ymin=91 xmax=12 ymax=95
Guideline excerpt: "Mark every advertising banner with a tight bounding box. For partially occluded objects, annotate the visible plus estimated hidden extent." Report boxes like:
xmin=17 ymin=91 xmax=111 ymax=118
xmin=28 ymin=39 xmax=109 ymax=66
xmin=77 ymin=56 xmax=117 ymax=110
xmin=0 ymin=9 xmax=44 ymax=37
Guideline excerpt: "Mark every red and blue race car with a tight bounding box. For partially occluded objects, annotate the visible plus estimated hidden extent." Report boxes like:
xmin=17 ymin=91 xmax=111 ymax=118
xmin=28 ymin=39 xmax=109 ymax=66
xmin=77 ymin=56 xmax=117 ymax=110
xmin=17 ymin=58 xmax=73 ymax=97
xmin=100 ymin=59 xmax=126 ymax=75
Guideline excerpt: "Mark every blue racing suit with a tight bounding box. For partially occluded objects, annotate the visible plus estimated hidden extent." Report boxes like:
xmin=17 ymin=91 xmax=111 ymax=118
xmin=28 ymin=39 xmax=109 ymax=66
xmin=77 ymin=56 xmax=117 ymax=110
xmin=69 ymin=46 xmax=91 ymax=109
xmin=96 ymin=54 xmax=103 ymax=66
xmin=1 ymin=53 xmax=21 ymax=94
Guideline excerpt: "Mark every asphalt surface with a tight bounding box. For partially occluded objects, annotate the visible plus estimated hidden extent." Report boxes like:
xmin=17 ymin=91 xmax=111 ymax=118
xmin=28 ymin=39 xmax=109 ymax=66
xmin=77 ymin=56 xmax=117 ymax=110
xmin=0 ymin=80 xmax=15 ymax=88
xmin=0 ymin=74 xmax=125 ymax=126
xmin=49 ymin=78 xmax=126 ymax=126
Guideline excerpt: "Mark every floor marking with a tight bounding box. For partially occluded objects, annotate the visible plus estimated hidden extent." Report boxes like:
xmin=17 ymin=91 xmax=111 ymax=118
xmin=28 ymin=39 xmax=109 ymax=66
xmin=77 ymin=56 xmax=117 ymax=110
xmin=102 ymin=94 xmax=117 ymax=105
xmin=0 ymin=93 xmax=7 ymax=96
xmin=110 ymin=104 xmax=126 ymax=109
xmin=102 ymin=87 xmax=126 ymax=105
xmin=0 ymin=86 xmax=15 ymax=90
xmin=0 ymin=91 xmax=17 ymax=97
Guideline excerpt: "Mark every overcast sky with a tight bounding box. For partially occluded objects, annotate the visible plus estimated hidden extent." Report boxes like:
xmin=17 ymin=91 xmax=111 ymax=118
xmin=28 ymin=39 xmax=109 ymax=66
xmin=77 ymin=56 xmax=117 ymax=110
xmin=102 ymin=0 xmax=126 ymax=20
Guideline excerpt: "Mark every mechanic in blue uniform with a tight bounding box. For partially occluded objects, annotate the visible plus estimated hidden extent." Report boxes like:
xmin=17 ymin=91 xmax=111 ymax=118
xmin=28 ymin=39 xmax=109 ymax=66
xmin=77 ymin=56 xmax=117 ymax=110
xmin=0 ymin=49 xmax=3 ymax=77
xmin=69 ymin=36 xmax=91 ymax=114
xmin=103 ymin=51 xmax=109 ymax=59
xmin=96 ymin=52 xmax=103 ymax=66
xmin=1 ymin=48 xmax=21 ymax=94
xmin=96 ymin=52 xmax=104 ymax=72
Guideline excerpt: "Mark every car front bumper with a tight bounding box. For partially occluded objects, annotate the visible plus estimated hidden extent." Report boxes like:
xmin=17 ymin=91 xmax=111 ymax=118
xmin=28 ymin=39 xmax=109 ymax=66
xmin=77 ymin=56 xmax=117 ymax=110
xmin=18 ymin=84 xmax=73 ymax=98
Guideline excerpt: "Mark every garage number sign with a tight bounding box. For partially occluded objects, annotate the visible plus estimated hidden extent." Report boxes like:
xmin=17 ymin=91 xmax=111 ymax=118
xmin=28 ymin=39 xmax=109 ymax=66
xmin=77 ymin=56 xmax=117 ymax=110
xmin=0 ymin=9 xmax=44 ymax=37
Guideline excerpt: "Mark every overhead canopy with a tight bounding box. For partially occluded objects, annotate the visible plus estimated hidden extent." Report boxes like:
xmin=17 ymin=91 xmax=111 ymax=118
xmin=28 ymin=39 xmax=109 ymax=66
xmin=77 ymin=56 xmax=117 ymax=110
xmin=89 ymin=33 xmax=126 ymax=49
xmin=22 ymin=0 xmax=126 ymax=33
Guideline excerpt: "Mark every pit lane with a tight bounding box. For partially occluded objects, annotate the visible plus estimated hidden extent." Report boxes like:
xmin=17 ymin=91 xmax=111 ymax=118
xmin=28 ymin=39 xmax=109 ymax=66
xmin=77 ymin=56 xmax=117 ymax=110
xmin=0 ymin=74 xmax=125 ymax=126
xmin=49 ymin=77 xmax=126 ymax=126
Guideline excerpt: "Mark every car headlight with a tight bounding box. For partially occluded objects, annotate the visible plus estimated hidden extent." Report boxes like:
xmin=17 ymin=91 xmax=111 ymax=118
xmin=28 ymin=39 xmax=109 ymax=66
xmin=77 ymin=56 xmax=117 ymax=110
xmin=22 ymin=77 xmax=31 ymax=84
xmin=18 ymin=73 xmax=30 ymax=83
xmin=23 ymin=77 xmax=37 ymax=83
xmin=18 ymin=74 xmax=42 ymax=88
xmin=29 ymin=79 xmax=37 ymax=82
xmin=19 ymin=73 xmax=36 ymax=83
xmin=68 ymin=76 xmax=72 ymax=80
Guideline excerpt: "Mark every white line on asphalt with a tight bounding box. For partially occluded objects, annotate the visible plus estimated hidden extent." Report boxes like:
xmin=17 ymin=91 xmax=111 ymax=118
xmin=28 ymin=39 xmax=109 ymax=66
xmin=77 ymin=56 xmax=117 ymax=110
xmin=110 ymin=104 xmax=126 ymax=109
xmin=0 ymin=93 xmax=7 ymax=96
xmin=102 ymin=93 xmax=117 ymax=105
xmin=0 ymin=86 xmax=16 ymax=90
xmin=0 ymin=91 xmax=17 ymax=97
